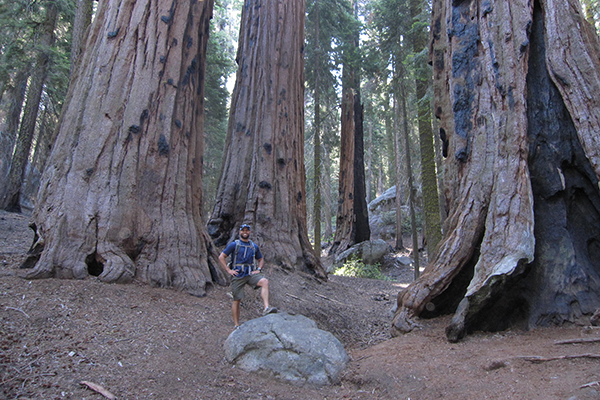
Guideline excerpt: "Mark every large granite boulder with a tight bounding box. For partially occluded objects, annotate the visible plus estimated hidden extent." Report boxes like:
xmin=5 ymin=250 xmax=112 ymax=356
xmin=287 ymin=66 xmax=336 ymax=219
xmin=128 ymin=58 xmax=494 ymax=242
xmin=223 ymin=313 xmax=349 ymax=386
xmin=368 ymin=185 xmax=411 ymax=241
xmin=331 ymin=239 xmax=392 ymax=272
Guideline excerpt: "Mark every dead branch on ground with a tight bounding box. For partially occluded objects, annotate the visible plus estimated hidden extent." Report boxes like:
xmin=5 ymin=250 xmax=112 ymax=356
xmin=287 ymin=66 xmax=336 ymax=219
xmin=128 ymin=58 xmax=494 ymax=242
xmin=554 ymin=337 xmax=600 ymax=345
xmin=517 ymin=354 xmax=600 ymax=363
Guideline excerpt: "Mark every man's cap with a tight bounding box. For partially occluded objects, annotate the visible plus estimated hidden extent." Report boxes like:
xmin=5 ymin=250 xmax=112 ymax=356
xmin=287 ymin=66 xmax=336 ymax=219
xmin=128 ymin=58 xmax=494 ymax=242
xmin=240 ymin=224 xmax=251 ymax=231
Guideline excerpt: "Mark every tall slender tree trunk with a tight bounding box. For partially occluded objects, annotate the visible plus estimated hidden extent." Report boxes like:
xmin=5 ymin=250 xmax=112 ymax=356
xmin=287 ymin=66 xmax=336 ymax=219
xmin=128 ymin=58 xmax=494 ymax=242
xmin=366 ymin=120 xmax=373 ymax=203
xmin=351 ymin=0 xmax=370 ymax=245
xmin=23 ymin=0 xmax=225 ymax=296
xmin=0 ymin=71 xmax=28 ymax=186
xmin=391 ymin=91 xmax=404 ymax=250
xmin=70 ymin=0 xmax=94 ymax=76
xmin=323 ymin=146 xmax=334 ymax=239
xmin=400 ymin=84 xmax=420 ymax=279
xmin=1 ymin=1 xmax=58 ymax=212
xmin=22 ymin=97 xmax=54 ymax=209
xmin=353 ymin=91 xmax=370 ymax=243
xmin=331 ymin=87 xmax=356 ymax=255
xmin=207 ymin=0 xmax=325 ymax=277
xmin=330 ymin=0 xmax=369 ymax=255
xmin=313 ymin=0 xmax=322 ymax=256
xmin=393 ymin=0 xmax=600 ymax=341
xmin=411 ymin=0 xmax=442 ymax=258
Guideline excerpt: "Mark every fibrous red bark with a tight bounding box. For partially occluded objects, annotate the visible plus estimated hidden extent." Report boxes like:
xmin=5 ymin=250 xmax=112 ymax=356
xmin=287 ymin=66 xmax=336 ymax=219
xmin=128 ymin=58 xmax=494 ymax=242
xmin=207 ymin=0 xmax=325 ymax=278
xmin=23 ymin=0 xmax=225 ymax=296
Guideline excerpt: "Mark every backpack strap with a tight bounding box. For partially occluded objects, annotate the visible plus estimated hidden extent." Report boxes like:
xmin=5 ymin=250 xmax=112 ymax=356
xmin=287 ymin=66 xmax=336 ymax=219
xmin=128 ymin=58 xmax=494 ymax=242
xmin=232 ymin=239 xmax=241 ymax=267
xmin=248 ymin=240 xmax=256 ymax=269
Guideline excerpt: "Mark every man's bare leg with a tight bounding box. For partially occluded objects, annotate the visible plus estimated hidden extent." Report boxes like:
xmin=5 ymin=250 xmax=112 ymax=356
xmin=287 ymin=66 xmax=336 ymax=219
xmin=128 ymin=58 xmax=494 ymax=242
xmin=232 ymin=300 xmax=241 ymax=327
xmin=257 ymin=278 xmax=270 ymax=309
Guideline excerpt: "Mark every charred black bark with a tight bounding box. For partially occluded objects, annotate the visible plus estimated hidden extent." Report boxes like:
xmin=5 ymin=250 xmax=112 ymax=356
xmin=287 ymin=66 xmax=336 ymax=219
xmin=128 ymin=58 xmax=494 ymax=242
xmin=524 ymin=1 xmax=600 ymax=326
xmin=352 ymin=92 xmax=370 ymax=244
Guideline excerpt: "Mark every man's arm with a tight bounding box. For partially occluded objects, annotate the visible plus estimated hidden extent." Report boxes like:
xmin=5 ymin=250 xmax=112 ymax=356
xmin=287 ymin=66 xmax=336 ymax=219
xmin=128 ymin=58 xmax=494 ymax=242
xmin=219 ymin=252 xmax=238 ymax=276
xmin=252 ymin=257 xmax=265 ymax=274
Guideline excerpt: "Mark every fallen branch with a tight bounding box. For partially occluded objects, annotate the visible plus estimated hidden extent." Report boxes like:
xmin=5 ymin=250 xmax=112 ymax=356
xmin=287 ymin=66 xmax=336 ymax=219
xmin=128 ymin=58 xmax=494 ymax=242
xmin=554 ymin=337 xmax=600 ymax=345
xmin=5 ymin=307 xmax=30 ymax=319
xmin=315 ymin=293 xmax=344 ymax=305
xmin=581 ymin=381 xmax=600 ymax=389
xmin=80 ymin=381 xmax=117 ymax=399
xmin=285 ymin=293 xmax=304 ymax=301
xmin=518 ymin=354 xmax=600 ymax=363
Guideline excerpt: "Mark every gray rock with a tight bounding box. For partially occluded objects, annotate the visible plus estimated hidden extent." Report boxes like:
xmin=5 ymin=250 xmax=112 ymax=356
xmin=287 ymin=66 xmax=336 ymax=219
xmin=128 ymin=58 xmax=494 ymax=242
xmin=331 ymin=239 xmax=391 ymax=272
xmin=224 ymin=313 xmax=349 ymax=386
xmin=368 ymin=186 xmax=398 ymax=214
xmin=397 ymin=255 xmax=413 ymax=266
xmin=368 ymin=186 xmax=414 ymax=241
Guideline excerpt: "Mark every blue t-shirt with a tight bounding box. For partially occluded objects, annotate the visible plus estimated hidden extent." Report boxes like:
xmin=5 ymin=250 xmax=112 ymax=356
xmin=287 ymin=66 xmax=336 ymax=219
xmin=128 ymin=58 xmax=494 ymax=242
xmin=223 ymin=240 xmax=263 ymax=278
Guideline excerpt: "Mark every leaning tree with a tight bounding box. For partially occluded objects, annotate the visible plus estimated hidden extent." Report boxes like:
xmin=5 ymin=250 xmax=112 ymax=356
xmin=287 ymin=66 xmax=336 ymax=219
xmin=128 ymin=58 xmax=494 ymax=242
xmin=22 ymin=0 xmax=226 ymax=296
xmin=207 ymin=0 xmax=326 ymax=278
xmin=392 ymin=0 xmax=600 ymax=341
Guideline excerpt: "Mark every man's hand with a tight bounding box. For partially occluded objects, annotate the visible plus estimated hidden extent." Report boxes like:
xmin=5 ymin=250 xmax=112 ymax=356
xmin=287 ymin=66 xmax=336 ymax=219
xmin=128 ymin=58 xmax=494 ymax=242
xmin=250 ymin=269 xmax=260 ymax=275
xmin=228 ymin=268 xmax=239 ymax=276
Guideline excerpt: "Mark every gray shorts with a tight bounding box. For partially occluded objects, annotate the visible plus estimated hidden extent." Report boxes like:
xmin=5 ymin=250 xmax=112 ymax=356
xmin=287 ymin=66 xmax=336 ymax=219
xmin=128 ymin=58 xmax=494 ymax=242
xmin=231 ymin=273 xmax=264 ymax=301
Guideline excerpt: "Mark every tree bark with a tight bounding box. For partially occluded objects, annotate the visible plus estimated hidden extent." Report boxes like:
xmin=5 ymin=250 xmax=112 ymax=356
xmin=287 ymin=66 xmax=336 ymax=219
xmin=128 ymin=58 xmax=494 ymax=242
xmin=313 ymin=0 xmax=322 ymax=255
xmin=329 ymin=0 xmax=370 ymax=256
xmin=366 ymin=120 xmax=373 ymax=204
xmin=323 ymin=145 xmax=334 ymax=239
xmin=394 ymin=0 xmax=600 ymax=341
xmin=411 ymin=0 xmax=443 ymax=258
xmin=330 ymin=87 xmax=356 ymax=254
xmin=400 ymin=84 xmax=420 ymax=279
xmin=353 ymin=91 xmax=371 ymax=243
xmin=393 ymin=0 xmax=546 ymax=340
xmin=0 ymin=71 xmax=28 ymax=186
xmin=391 ymin=91 xmax=404 ymax=250
xmin=207 ymin=0 xmax=325 ymax=278
xmin=70 ymin=0 xmax=94 ymax=76
xmin=1 ymin=1 xmax=58 ymax=212
xmin=22 ymin=0 xmax=225 ymax=296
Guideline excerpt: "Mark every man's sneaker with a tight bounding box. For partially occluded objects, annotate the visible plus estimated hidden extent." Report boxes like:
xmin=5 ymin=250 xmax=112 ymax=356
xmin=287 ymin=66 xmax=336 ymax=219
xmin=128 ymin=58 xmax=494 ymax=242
xmin=262 ymin=306 xmax=278 ymax=316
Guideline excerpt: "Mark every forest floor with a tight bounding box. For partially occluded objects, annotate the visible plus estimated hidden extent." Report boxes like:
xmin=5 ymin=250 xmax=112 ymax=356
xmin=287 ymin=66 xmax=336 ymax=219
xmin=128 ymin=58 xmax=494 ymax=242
xmin=1 ymin=210 xmax=600 ymax=399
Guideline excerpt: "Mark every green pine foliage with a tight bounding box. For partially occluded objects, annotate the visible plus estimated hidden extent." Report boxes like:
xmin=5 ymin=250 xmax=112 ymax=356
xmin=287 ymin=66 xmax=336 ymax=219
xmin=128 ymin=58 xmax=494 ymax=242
xmin=0 ymin=0 xmax=72 ymax=103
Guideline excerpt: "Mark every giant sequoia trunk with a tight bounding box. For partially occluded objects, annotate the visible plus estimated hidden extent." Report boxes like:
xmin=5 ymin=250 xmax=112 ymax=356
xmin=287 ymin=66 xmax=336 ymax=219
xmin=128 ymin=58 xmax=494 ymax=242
xmin=22 ymin=0 xmax=226 ymax=296
xmin=392 ymin=0 xmax=600 ymax=341
xmin=207 ymin=0 xmax=326 ymax=278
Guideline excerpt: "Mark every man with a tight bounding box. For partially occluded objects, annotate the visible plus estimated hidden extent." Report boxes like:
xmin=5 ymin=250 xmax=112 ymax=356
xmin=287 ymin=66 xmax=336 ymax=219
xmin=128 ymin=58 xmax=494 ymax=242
xmin=219 ymin=224 xmax=277 ymax=328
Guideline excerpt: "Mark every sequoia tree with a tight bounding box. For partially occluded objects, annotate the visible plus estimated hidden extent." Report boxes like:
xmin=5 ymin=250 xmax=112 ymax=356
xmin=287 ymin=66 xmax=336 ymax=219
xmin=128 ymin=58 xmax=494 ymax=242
xmin=330 ymin=0 xmax=370 ymax=256
xmin=207 ymin=0 xmax=326 ymax=278
xmin=22 ymin=0 xmax=226 ymax=295
xmin=392 ymin=0 xmax=600 ymax=341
